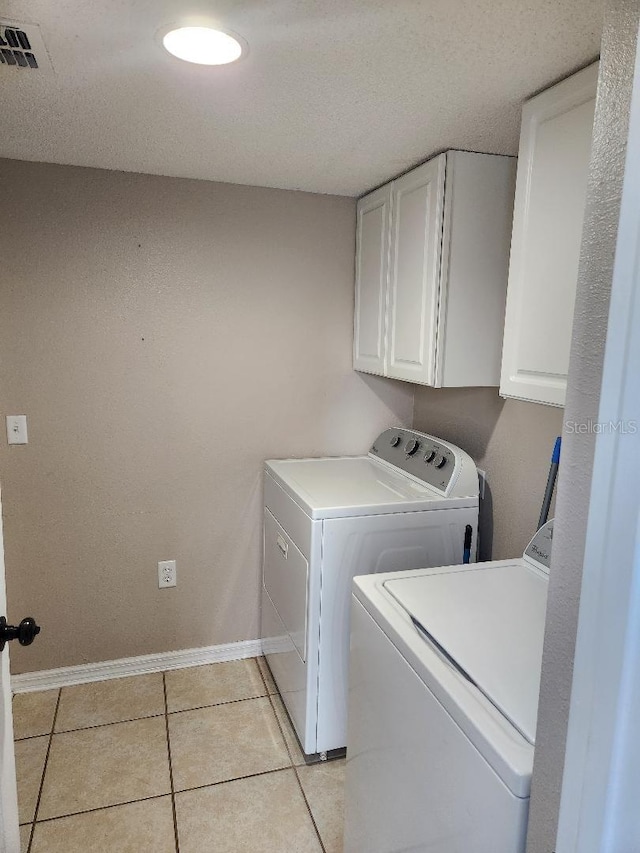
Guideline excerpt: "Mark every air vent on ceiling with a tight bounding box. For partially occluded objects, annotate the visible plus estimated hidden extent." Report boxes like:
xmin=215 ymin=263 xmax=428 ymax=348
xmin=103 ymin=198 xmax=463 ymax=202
xmin=0 ymin=20 xmax=53 ymax=74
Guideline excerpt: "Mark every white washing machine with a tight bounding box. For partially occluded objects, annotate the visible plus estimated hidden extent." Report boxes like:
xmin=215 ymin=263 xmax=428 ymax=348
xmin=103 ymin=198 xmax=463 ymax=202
xmin=261 ymin=427 xmax=479 ymax=761
xmin=343 ymin=519 xmax=554 ymax=853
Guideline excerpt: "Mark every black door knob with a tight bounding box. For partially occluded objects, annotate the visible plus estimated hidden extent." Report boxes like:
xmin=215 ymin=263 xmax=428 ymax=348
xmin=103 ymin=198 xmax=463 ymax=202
xmin=0 ymin=616 xmax=41 ymax=652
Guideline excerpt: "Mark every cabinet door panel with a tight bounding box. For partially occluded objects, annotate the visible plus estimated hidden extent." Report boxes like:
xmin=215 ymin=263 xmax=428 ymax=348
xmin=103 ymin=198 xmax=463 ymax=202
xmin=353 ymin=185 xmax=391 ymax=375
xmin=387 ymin=155 xmax=446 ymax=385
xmin=500 ymin=63 xmax=598 ymax=406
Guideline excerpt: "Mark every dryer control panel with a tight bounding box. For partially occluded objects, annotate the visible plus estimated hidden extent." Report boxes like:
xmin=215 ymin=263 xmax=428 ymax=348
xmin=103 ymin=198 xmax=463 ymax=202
xmin=369 ymin=428 xmax=465 ymax=495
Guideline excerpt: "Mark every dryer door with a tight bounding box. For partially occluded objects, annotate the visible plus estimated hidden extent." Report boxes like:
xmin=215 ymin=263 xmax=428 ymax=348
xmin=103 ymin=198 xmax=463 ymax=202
xmin=263 ymin=508 xmax=309 ymax=663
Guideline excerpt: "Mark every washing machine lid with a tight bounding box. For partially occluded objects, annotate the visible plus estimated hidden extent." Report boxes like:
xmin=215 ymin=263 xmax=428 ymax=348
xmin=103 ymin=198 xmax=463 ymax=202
xmin=265 ymin=456 xmax=475 ymax=519
xmin=384 ymin=562 xmax=549 ymax=745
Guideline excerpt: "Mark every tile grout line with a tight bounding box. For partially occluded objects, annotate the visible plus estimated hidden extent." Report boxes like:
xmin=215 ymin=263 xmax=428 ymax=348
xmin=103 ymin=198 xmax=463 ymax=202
xmin=165 ymin=690 xmax=269 ymax=717
xmin=292 ymin=761 xmax=328 ymax=853
xmin=259 ymin=659 xmax=327 ymax=853
xmin=26 ymin=687 xmax=62 ymax=853
xmin=19 ymin=711 xmax=165 ymax=739
xmin=16 ymin=690 xmax=271 ymax=741
xmin=162 ymin=672 xmax=180 ymax=853
xmin=24 ymin=822 xmax=34 ymax=852
xmin=24 ymin=792 xmax=175 ymax=826
xmin=28 ymin=765 xmax=296 ymax=827
xmin=172 ymin=765 xmax=295 ymax=800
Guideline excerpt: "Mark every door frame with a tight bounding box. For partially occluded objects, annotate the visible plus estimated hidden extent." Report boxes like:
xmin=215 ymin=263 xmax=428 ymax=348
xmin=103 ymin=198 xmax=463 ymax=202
xmin=556 ymin=24 xmax=640 ymax=851
xmin=0 ymin=490 xmax=20 ymax=853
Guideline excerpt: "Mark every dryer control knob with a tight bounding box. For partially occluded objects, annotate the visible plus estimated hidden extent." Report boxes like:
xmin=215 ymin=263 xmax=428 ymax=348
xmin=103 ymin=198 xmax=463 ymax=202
xmin=424 ymin=450 xmax=436 ymax=463
xmin=405 ymin=439 xmax=420 ymax=456
xmin=390 ymin=435 xmax=402 ymax=447
xmin=434 ymin=455 xmax=447 ymax=469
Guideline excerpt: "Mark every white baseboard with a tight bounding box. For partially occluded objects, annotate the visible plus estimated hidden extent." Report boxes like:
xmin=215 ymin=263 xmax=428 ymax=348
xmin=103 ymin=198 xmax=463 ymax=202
xmin=11 ymin=638 xmax=264 ymax=694
xmin=261 ymin=635 xmax=293 ymax=655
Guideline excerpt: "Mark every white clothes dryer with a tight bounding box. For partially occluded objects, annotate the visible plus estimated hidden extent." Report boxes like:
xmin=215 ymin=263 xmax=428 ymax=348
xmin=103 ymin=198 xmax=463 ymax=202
xmin=343 ymin=520 xmax=554 ymax=853
xmin=260 ymin=428 xmax=479 ymax=761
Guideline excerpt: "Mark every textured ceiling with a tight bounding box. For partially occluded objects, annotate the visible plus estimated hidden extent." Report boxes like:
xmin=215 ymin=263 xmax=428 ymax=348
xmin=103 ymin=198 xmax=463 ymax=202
xmin=0 ymin=0 xmax=603 ymax=196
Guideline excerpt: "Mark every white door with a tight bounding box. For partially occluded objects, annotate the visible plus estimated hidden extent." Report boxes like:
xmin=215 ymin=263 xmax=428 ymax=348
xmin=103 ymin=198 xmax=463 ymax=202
xmin=386 ymin=154 xmax=446 ymax=385
xmin=0 ymin=491 xmax=20 ymax=853
xmin=353 ymin=184 xmax=392 ymax=376
xmin=500 ymin=63 xmax=598 ymax=407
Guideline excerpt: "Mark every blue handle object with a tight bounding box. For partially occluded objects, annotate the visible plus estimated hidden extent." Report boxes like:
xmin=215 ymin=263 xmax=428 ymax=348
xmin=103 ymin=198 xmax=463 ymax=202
xmin=462 ymin=524 xmax=473 ymax=564
xmin=538 ymin=437 xmax=562 ymax=529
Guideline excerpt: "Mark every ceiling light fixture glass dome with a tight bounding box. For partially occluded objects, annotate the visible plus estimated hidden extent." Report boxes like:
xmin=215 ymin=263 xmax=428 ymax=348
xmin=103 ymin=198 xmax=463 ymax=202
xmin=162 ymin=26 xmax=244 ymax=65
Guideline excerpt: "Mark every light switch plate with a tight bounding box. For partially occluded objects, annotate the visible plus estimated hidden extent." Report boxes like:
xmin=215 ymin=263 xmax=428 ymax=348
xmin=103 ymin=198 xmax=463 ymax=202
xmin=6 ymin=415 xmax=28 ymax=445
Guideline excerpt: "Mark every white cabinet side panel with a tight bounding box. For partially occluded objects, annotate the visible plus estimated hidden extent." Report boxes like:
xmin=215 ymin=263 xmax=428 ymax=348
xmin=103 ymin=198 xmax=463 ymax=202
xmin=353 ymin=185 xmax=391 ymax=375
xmin=500 ymin=63 xmax=598 ymax=406
xmin=437 ymin=151 xmax=516 ymax=387
xmin=386 ymin=155 xmax=446 ymax=385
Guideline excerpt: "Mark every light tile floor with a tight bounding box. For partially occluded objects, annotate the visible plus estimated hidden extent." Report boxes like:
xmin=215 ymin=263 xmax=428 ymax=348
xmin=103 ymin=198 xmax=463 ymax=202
xmin=13 ymin=658 xmax=345 ymax=852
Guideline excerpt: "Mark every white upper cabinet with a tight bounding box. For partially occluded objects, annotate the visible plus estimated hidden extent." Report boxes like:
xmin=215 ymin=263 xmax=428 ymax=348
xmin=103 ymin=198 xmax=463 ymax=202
xmin=500 ymin=63 xmax=599 ymax=407
xmin=353 ymin=185 xmax=392 ymax=375
xmin=387 ymin=156 xmax=446 ymax=385
xmin=354 ymin=150 xmax=516 ymax=387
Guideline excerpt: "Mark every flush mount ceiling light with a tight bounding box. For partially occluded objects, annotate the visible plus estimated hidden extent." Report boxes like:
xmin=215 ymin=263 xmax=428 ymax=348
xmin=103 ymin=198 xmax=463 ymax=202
xmin=162 ymin=26 xmax=244 ymax=65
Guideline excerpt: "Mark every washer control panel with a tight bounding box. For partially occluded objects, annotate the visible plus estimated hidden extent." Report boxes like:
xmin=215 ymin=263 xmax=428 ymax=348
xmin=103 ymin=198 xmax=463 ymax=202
xmin=524 ymin=518 xmax=554 ymax=574
xmin=369 ymin=428 xmax=458 ymax=493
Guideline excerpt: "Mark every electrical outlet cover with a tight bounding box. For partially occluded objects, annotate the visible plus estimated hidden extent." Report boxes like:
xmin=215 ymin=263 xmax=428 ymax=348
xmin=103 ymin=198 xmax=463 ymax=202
xmin=158 ymin=560 xmax=176 ymax=588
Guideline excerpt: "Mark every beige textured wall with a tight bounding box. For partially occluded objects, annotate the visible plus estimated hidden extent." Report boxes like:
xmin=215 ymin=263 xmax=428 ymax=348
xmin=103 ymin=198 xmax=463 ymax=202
xmin=413 ymin=388 xmax=564 ymax=561
xmin=0 ymin=159 xmax=414 ymax=674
